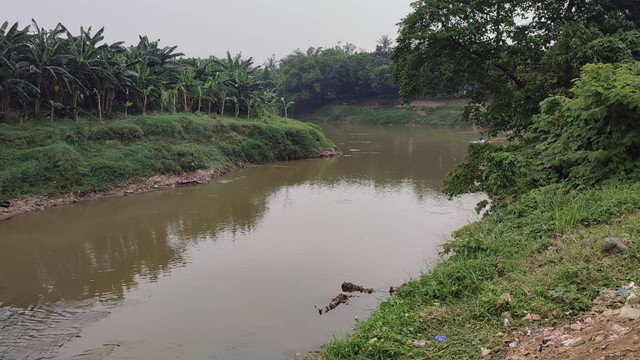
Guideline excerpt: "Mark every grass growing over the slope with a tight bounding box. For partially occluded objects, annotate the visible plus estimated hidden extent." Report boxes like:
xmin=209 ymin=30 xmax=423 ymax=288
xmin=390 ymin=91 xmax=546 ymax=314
xmin=304 ymin=103 xmax=468 ymax=126
xmin=318 ymin=183 xmax=640 ymax=359
xmin=0 ymin=113 xmax=334 ymax=199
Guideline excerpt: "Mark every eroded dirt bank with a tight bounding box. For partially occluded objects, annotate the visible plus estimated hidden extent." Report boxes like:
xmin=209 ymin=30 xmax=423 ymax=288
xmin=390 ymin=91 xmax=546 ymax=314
xmin=0 ymin=148 xmax=341 ymax=222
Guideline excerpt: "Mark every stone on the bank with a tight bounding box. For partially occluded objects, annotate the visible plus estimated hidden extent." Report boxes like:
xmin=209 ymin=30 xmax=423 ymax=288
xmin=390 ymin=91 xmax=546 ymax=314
xmin=620 ymin=305 xmax=640 ymax=320
xmin=602 ymin=237 xmax=628 ymax=255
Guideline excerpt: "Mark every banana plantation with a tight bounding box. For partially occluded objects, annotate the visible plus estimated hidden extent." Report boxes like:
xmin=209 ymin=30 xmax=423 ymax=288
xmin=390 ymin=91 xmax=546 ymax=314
xmin=0 ymin=20 xmax=285 ymax=123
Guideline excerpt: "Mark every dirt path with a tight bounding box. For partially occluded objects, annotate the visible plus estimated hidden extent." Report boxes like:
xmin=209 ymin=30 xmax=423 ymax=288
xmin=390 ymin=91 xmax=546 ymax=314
xmin=0 ymin=148 xmax=341 ymax=222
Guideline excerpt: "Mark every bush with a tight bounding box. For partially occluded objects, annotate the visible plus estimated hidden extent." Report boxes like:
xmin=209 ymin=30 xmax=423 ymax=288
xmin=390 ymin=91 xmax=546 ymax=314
xmin=446 ymin=62 xmax=640 ymax=199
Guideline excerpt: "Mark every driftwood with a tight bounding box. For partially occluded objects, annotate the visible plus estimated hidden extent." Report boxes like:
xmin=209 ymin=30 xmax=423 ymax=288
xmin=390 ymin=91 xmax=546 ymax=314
xmin=341 ymin=282 xmax=374 ymax=294
xmin=316 ymin=293 xmax=351 ymax=315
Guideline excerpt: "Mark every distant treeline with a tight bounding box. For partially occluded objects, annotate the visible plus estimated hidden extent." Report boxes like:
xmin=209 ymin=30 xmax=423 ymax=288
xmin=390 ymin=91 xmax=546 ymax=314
xmin=0 ymin=20 xmax=399 ymax=123
xmin=274 ymin=37 xmax=399 ymax=114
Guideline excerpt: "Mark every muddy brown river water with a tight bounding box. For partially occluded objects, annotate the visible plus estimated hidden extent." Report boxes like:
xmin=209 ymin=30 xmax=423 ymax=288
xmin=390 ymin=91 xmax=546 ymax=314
xmin=0 ymin=124 xmax=485 ymax=360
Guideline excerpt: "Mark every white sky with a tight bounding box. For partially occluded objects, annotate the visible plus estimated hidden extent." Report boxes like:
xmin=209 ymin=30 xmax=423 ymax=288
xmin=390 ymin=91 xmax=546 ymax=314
xmin=5 ymin=0 xmax=412 ymax=63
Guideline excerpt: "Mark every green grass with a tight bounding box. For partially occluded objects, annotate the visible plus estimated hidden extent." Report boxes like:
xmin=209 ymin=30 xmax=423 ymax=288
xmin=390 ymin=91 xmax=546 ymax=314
xmin=0 ymin=113 xmax=335 ymax=199
xmin=318 ymin=183 xmax=640 ymax=359
xmin=304 ymin=104 xmax=469 ymax=126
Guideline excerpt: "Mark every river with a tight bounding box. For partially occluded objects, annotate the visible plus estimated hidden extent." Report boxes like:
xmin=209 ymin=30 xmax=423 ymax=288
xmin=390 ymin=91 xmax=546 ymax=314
xmin=0 ymin=124 xmax=485 ymax=360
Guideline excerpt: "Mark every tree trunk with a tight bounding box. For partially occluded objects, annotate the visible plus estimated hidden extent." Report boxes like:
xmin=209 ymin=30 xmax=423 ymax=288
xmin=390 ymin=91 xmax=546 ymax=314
xmin=96 ymin=90 xmax=103 ymax=124
xmin=183 ymin=91 xmax=189 ymax=113
xmin=247 ymin=104 xmax=250 ymax=119
xmin=50 ymin=103 xmax=54 ymax=121
xmin=220 ymin=99 xmax=225 ymax=116
xmin=198 ymin=98 xmax=202 ymax=113
xmin=207 ymin=101 xmax=211 ymax=115
xmin=34 ymin=75 xmax=42 ymax=117
xmin=143 ymin=94 xmax=148 ymax=115
xmin=284 ymin=108 xmax=288 ymax=119
xmin=72 ymin=88 xmax=79 ymax=121
xmin=172 ymin=93 xmax=177 ymax=113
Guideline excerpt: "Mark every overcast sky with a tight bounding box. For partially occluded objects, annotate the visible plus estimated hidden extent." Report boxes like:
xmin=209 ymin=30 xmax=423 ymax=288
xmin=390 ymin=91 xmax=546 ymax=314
xmin=5 ymin=0 xmax=412 ymax=63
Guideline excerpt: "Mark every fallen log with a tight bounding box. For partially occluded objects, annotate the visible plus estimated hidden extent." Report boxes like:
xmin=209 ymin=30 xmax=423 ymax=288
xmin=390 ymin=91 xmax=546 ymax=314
xmin=341 ymin=282 xmax=374 ymax=294
xmin=316 ymin=293 xmax=351 ymax=315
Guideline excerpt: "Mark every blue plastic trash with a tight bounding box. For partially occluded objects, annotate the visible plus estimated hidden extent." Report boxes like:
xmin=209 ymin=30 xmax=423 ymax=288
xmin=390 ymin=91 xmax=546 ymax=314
xmin=434 ymin=335 xmax=447 ymax=342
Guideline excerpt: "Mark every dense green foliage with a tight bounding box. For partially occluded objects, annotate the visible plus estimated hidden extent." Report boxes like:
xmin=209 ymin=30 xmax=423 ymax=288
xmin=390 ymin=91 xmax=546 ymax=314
xmin=304 ymin=103 xmax=467 ymax=126
xmin=0 ymin=20 xmax=400 ymax=122
xmin=320 ymin=181 xmax=640 ymax=359
xmin=277 ymin=38 xmax=398 ymax=114
xmin=393 ymin=0 xmax=640 ymax=134
xmin=0 ymin=20 xmax=288 ymax=122
xmin=0 ymin=114 xmax=334 ymax=198
xmin=445 ymin=62 xmax=640 ymax=199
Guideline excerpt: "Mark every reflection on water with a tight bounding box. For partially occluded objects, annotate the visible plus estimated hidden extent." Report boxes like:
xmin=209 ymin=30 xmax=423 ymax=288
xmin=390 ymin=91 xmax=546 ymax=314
xmin=0 ymin=124 xmax=485 ymax=360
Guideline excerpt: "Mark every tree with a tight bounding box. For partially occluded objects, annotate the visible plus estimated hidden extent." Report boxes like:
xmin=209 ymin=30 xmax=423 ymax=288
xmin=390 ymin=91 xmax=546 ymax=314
xmin=24 ymin=20 xmax=75 ymax=117
xmin=64 ymin=26 xmax=112 ymax=120
xmin=0 ymin=21 xmax=37 ymax=118
xmin=280 ymin=97 xmax=294 ymax=119
xmin=393 ymin=0 xmax=640 ymax=135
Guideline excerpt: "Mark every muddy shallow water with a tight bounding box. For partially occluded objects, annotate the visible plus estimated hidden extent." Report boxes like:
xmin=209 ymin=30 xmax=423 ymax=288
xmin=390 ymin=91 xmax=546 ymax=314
xmin=0 ymin=124 xmax=485 ymax=360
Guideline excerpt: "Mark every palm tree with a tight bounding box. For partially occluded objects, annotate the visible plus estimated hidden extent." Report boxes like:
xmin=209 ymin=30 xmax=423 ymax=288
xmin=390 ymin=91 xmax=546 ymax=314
xmin=377 ymin=35 xmax=394 ymax=53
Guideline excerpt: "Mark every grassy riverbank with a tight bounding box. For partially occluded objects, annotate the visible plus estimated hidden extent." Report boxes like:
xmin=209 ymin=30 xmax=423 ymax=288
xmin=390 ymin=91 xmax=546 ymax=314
xmin=318 ymin=182 xmax=640 ymax=359
xmin=304 ymin=103 xmax=468 ymax=126
xmin=0 ymin=114 xmax=335 ymax=200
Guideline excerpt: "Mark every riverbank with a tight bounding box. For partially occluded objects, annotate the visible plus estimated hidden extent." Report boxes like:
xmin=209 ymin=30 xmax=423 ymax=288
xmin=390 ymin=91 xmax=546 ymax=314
xmin=0 ymin=114 xmax=338 ymax=221
xmin=304 ymin=101 xmax=469 ymax=126
xmin=317 ymin=182 xmax=640 ymax=359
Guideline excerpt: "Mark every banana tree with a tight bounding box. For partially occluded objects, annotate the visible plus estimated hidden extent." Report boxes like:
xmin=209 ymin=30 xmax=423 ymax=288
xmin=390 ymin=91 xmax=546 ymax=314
xmin=25 ymin=20 xmax=75 ymax=117
xmin=64 ymin=26 xmax=110 ymax=120
xmin=177 ymin=68 xmax=196 ymax=112
xmin=280 ymin=97 xmax=294 ymax=119
xmin=0 ymin=21 xmax=37 ymax=115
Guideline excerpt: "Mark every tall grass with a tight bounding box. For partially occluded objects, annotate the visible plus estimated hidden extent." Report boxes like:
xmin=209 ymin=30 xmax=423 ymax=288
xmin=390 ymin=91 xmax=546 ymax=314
xmin=304 ymin=104 xmax=469 ymax=126
xmin=0 ymin=113 xmax=334 ymax=199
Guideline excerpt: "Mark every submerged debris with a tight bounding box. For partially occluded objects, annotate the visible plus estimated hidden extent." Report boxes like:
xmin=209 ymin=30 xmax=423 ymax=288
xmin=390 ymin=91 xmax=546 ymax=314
xmin=341 ymin=282 xmax=374 ymax=294
xmin=316 ymin=293 xmax=352 ymax=315
xmin=389 ymin=283 xmax=406 ymax=294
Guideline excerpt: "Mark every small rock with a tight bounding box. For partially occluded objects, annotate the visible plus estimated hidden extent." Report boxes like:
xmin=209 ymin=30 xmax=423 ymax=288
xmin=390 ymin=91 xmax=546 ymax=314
xmin=368 ymin=337 xmax=378 ymax=344
xmin=619 ymin=305 xmax=640 ymax=320
xmin=508 ymin=341 xmax=518 ymax=348
xmin=481 ymin=347 xmax=491 ymax=356
xmin=412 ymin=340 xmax=426 ymax=348
xmin=602 ymin=237 xmax=628 ymax=255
